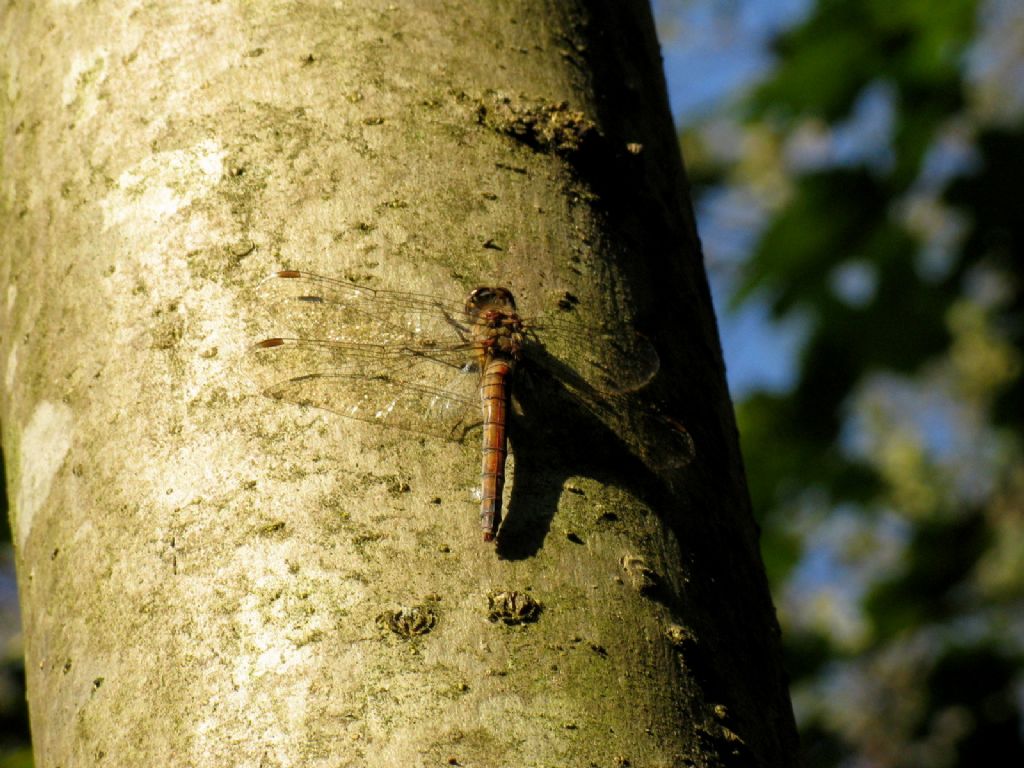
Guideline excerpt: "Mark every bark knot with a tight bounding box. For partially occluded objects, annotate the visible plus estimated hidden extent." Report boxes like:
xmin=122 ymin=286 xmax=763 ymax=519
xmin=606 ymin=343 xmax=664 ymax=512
xmin=476 ymin=96 xmax=599 ymax=156
xmin=378 ymin=604 xmax=437 ymax=637
xmin=486 ymin=590 xmax=541 ymax=625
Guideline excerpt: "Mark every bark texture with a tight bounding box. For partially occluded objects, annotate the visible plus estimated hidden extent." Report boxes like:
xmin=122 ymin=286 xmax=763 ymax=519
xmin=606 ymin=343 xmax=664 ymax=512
xmin=1 ymin=1 xmax=797 ymax=766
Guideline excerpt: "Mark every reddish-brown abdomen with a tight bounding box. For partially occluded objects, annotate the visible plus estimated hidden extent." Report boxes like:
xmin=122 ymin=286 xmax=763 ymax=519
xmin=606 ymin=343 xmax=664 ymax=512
xmin=479 ymin=360 xmax=511 ymax=541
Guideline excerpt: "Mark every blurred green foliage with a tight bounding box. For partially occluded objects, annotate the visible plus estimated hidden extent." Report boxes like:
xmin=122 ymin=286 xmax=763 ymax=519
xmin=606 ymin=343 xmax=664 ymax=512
xmin=0 ymin=749 xmax=31 ymax=768
xmin=682 ymin=0 xmax=1023 ymax=765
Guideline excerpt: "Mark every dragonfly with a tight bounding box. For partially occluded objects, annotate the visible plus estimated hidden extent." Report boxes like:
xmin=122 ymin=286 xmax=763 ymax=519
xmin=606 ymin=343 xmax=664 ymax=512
xmin=248 ymin=270 xmax=691 ymax=542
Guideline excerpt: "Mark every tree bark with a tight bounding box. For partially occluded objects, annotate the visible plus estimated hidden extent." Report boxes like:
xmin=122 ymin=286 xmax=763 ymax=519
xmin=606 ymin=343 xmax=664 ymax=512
xmin=0 ymin=1 xmax=797 ymax=766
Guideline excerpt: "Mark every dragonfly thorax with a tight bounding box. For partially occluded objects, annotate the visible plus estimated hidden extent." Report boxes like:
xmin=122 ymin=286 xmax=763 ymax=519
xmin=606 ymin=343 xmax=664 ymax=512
xmin=466 ymin=287 xmax=524 ymax=364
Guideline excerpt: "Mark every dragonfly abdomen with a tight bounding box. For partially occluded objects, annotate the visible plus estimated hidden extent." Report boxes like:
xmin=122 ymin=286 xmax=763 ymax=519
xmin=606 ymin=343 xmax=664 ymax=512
xmin=479 ymin=359 xmax=512 ymax=542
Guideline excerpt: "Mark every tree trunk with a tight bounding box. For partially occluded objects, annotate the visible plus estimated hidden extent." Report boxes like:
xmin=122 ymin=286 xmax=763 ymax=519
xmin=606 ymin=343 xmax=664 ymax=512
xmin=0 ymin=1 xmax=797 ymax=766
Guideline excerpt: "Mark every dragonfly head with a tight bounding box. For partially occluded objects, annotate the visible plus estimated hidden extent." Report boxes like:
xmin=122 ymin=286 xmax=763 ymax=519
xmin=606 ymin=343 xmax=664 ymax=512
xmin=466 ymin=287 xmax=517 ymax=316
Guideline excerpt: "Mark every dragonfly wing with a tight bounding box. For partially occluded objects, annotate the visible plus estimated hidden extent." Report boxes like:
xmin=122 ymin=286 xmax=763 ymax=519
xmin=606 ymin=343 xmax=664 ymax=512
xmin=249 ymin=336 xmax=473 ymax=373
xmin=628 ymin=409 xmax=696 ymax=470
xmin=256 ymin=270 xmax=474 ymax=345
xmin=527 ymin=316 xmax=661 ymax=395
xmin=246 ymin=337 xmax=480 ymax=440
xmin=263 ymin=372 xmax=480 ymax=440
xmin=524 ymin=314 xmax=694 ymax=468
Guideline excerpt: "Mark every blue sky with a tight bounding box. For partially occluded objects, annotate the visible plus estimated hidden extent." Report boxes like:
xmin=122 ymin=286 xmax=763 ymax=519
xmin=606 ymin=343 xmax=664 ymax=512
xmin=652 ymin=0 xmax=813 ymax=397
xmin=654 ymin=0 xmax=811 ymax=123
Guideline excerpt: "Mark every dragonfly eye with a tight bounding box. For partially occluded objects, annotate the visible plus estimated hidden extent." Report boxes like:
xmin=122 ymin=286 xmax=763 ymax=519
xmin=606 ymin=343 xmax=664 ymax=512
xmin=467 ymin=287 xmax=517 ymax=313
xmin=468 ymin=287 xmax=494 ymax=306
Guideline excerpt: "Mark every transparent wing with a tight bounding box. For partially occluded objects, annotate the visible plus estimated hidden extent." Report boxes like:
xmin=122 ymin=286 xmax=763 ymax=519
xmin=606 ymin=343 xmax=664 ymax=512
xmin=631 ymin=409 xmax=697 ymax=470
xmin=257 ymin=270 xmax=660 ymax=395
xmin=248 ymin=269 xmax=664 ymax=442
xmin=524 ymin=314 xmax=661 ymax=395
xmin=255 ymin=270 xmax=475 ymax=346
xmin=247 ymin=337 xmax=481 ymax=440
